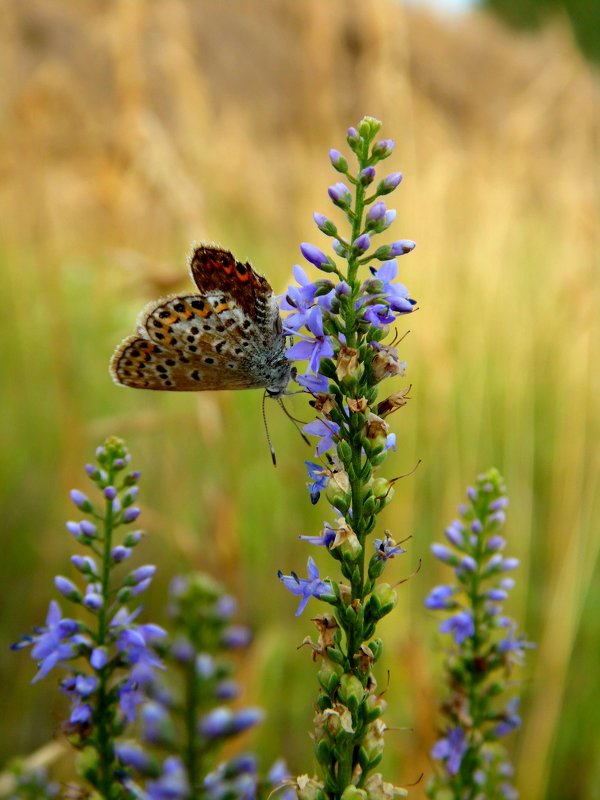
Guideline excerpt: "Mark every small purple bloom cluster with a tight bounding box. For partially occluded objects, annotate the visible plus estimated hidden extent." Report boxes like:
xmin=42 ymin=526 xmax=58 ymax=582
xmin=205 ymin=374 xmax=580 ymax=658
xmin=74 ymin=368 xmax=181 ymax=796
xmin=117 ymin=573 xmax=290 ymax=800
xmin=426 ymin=469 xmax=534 ymax=799
xmin=13 ymin=437 xmax=163 ymax=797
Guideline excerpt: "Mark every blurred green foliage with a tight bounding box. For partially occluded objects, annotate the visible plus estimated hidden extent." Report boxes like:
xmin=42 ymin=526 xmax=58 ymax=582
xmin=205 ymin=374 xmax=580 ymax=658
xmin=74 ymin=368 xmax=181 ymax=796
xmin=483 ymin=0 xmax=600 ymax=62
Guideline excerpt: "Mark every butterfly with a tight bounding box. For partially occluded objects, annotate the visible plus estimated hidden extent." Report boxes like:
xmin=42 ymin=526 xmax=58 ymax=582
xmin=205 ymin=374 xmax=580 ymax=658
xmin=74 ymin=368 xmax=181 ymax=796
xmin=110 ymin=245 xmax=292 ymax=398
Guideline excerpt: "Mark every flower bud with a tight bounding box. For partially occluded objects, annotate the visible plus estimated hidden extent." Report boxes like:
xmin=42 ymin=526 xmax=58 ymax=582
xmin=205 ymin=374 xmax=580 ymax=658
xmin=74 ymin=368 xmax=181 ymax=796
xmin=346 ymin=127 xmax=361 ymax=150
xmin=318 ymin=659 xmax=344 ymax=694
xmin=328 ymin=182 xmax=352 ymax=209
xmin=359 ymin=167 xmax=376 ymax=185
xmin=123 ymin=506 xmax=141 ymax=523
xmin=296 ymin=775 xmax=326 ymax=800
xmin=353 ymin=233 xmax=371 ymax=254
xmin=313 ymin=212 xmax=338 ymax=237
xmin=329 ymin=148 xmax=348 ymax=173
xmin=70 ymin=490 xmax=93 ymax=512
xmin=55 ymin=576 xmax=82 ymax=602
xmin=366 ymin=584 xmax=397 ymax=621
xmin=338 ymin=673 xmax=364 ymax=712
xmin=341 ymin=787 xmax=367 ymax=800
xmin=372 ymin=139 xmax=394 ymax=160
xmin=358 ymin=115 xmax=382 ymax=140
xmin=376 ymin=172 xmax=403 ymax=195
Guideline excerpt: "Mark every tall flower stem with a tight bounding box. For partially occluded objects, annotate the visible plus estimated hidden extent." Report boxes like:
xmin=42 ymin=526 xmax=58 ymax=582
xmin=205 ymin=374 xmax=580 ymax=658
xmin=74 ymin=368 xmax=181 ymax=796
xmin=280 ymin=117 xmax=417 ymax=800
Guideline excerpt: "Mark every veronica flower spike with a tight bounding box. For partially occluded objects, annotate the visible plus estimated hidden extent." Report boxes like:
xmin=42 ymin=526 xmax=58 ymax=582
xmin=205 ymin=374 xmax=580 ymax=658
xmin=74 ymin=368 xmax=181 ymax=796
xmin=426 ymin=469 xmax=534 ymax=799
xmin=278 ymin=117 xmax=416 ymax=800
xmin=13 ymin=438 xmax=164 ymax=799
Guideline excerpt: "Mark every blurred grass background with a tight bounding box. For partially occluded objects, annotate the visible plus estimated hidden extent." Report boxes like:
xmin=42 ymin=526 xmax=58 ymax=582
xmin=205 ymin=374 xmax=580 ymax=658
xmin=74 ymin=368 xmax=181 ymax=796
xmin=0 ymin=0 xmax=599 ymax=798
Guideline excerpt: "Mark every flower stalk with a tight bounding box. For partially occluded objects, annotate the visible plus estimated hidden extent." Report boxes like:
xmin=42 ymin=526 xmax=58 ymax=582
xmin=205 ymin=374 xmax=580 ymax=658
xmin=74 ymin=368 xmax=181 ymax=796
xmin=279 ymin=117 xmax=416 ymax=800
xmin=425 ymin=469 xmax=534 ymax=799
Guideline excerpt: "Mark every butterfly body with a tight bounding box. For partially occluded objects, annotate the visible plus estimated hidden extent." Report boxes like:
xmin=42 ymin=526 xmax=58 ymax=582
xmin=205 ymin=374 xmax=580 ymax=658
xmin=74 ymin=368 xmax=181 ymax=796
xmin=110 ymin=245 xmax=291 ymax=397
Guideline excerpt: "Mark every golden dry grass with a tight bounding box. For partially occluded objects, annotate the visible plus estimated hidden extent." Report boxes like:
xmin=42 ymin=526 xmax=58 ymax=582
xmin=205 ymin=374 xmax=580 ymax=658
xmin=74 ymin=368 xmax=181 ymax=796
xmin=0 ymin=1 xmax=599 ymax=798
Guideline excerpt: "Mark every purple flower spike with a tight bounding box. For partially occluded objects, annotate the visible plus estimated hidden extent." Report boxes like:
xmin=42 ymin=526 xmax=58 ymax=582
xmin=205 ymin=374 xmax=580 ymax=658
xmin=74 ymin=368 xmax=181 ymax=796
xmin=300 ymin=242 xmax=329 ymax=270
xmin=103 ymin=486 xmax=117 ymax=500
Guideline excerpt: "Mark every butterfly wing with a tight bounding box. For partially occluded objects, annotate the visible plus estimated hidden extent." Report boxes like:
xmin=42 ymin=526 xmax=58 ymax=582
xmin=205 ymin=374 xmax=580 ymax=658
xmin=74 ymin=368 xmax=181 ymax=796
xmin=110 ymin=335 xmax=263 ymax=391
xmin=110 ymin=244 xmax=291 ymax=394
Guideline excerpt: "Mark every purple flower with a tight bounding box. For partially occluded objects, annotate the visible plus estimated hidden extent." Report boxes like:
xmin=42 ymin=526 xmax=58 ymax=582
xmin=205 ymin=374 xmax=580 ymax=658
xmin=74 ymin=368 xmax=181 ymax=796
xmin=115 ymin=741 xmax=154 ymax=772
xmin=281 ymin=265 xmax=319 ymax=331
xmin=374 ymin=537 xmax=406 ymax=560
xmin=303 ymin=418 xmax=340 ymax=456
xmin=305 ymin=461 xmax=330 ymax=504
xmin=278 ymin=556 xmax=332 ymax=615
xmin=440 ymin=611 xmax=475 ymax=644
xmin=425 ymin=585 xmax=456 ymax=610
xmin=363 ymin=303 xmax=396 ymax=328
xmin=146 ymin=756 xmax=189 ymax=800
xmin=295 ymin=372 xmax=329 ymax=393
xmin=286 ymin=306 xmax=334 ymax=374
xmin=24 ymin=601 xmax=80 ymax=682
xmin=221 ymin=625 xmax=252 ymax=649
xmin=494 ymin=697 xmax=522 ymax=738
xmin=431 ymin=727 xmax=468 ymax=775
xmin=369 ymin=260 xmax=415 ymax=313
xmin=299 ymin=522 xmax=337 ymax=547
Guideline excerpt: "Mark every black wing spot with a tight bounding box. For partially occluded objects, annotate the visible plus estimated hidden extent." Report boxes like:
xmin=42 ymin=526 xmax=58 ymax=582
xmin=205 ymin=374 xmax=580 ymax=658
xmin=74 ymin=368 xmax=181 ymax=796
xmin=204 ymin=357 xmax=215 ymax=365
xmin=191 ymin=370 xmax=201 ymax=381
xmin=191 ymin=299 xmax=205 ymax=311
xmin=174 ymin=302 xmax=185 ymax=313
xmin=159 ymin=310 xmax=170 ymax=319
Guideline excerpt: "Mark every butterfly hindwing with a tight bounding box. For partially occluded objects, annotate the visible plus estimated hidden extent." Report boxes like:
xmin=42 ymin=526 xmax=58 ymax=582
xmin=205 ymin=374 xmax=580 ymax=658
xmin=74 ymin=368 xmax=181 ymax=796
xmin=110 ymin=336 xmax=260 ymax=392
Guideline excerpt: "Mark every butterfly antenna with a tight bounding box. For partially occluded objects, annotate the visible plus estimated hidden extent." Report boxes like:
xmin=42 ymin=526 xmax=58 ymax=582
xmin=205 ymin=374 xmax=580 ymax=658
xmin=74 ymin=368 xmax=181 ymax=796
xmin=262 ymin=392 xmax=277 ymax=466
xmin=278 ymin=398 xmax=311 ymax=447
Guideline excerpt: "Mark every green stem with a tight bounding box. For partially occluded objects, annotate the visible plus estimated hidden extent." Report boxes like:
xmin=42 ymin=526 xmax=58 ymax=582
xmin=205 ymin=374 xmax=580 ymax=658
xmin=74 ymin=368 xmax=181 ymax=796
xmin=184 ymin=657 xmax=201 ymax=797
xmin=95 ymin=467 xmax=117 ymax=799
